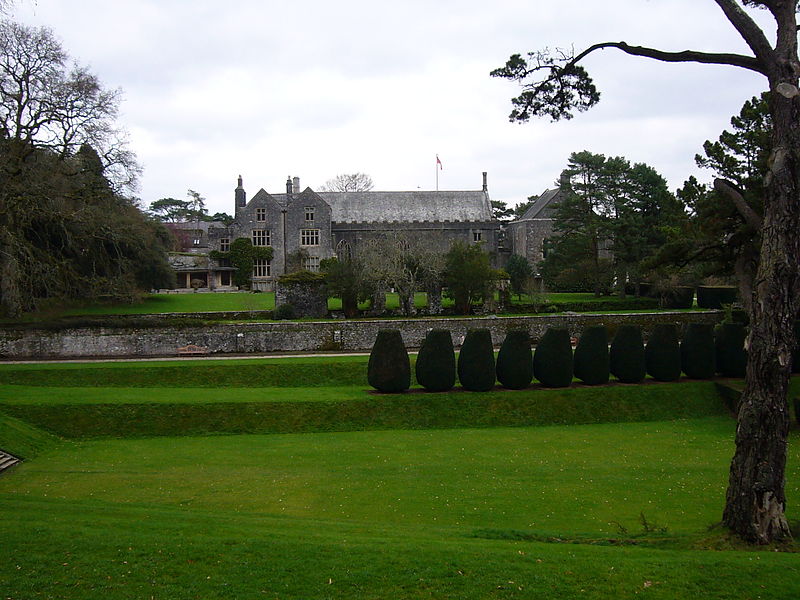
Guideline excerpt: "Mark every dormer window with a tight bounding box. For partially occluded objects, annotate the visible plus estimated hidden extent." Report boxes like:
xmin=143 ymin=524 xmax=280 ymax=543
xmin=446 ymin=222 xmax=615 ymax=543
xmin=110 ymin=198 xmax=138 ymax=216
xmin=256 ymin=208 xmax=266 ymax=222
xmin=304 ymin=207 xmax=315 ymax=223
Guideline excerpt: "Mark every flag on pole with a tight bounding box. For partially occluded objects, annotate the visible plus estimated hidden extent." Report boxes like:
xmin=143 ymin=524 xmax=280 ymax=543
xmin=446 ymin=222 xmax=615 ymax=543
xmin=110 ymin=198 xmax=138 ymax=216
xmin=436 ymin=155 xmax=443 ymax=170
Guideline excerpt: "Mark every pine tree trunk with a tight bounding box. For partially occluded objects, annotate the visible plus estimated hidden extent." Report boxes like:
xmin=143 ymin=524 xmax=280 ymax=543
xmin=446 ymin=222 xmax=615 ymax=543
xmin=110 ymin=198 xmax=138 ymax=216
xmin=723 ymin=37 xmax=800 ymax=542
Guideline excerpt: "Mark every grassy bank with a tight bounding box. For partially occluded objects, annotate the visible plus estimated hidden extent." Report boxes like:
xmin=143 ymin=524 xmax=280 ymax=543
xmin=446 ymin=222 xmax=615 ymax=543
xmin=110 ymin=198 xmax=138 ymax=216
xmin=1 ymin=358 xmax=798 ymax=598
xmin=0 ymin=381 xmax=729 ymax=440
xmin=1 ymin=418 xmax=799 ymax=599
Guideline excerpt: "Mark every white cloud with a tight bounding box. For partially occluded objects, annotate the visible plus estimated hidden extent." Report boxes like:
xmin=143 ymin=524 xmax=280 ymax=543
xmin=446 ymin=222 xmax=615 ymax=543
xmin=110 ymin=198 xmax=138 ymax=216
xmin=11 ymin=0 xmax=774 ymax=214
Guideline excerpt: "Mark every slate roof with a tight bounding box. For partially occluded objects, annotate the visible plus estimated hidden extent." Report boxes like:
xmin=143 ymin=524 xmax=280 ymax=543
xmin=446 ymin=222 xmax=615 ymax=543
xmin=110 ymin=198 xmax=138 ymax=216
xmin=317 ymin=190 xmax=493 ymax=223
xmin=166 ymin=220 xmax=226 ymax=232
xmin=517 ymin=188 xmax=562 ymax=221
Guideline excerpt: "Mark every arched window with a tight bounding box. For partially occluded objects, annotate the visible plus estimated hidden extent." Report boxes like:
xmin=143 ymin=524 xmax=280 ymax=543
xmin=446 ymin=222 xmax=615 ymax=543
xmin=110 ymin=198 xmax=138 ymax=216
xmin=336 ymin=240 xmax=353 ymax=261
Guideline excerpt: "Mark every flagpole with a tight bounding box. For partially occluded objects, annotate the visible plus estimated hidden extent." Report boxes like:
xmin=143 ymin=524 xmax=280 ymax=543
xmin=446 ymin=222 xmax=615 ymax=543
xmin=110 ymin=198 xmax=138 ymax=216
xmin=435 ymin=154 xmax=438 ymax=191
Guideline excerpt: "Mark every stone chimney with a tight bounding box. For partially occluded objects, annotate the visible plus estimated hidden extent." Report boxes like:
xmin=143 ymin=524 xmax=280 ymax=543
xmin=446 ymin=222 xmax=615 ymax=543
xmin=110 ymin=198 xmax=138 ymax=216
xmin=482 ymin=171 xmax=488 ymax=193
xmin=235 ymin=174 xmax=246 ymax=210
xmin=286 ymin=176 xmax=293 ymax=195
xmin=292 ymin=177 xmax=300 ymax=194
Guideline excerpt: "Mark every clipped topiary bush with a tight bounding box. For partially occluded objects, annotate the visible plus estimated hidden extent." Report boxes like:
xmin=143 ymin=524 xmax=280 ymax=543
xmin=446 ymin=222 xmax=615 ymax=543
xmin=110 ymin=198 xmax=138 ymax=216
xmin=533 ymin=328 xmax=573 ymax=388
xmin=697 ymin=286 xmax=738 ymax=309
xmin=681 ymin=323 xmax=716 ymax=379
xmin=415 ymin=329 xmax=456 ymax=392
xmin=368 ymin=329 xmax=410 ymax=393
xmin=457 ymin=329 xmax=496 ymax=391
xmin=573 ymin=326 xmax=609 ymax=385
xmin=716 ymin=322 xmax=747 ymax=378
xmin=496 ymin=329 xmax=533 ymax=389
xmin=610 ymin=325 xmax=646 ymax=383
xmin=645 ymin=324 xmax=681 ymax=382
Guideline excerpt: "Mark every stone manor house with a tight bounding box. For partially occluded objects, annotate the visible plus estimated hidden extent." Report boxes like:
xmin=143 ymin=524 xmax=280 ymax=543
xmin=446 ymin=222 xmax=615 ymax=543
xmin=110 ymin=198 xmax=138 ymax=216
xmin=167 ymin=173 xmax=549 ymax=292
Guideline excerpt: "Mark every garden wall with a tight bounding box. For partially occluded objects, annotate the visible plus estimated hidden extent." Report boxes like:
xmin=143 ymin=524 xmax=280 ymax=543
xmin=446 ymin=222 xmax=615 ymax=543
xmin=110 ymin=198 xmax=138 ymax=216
xmin=0 ymin=311 xmax=722 ymax=360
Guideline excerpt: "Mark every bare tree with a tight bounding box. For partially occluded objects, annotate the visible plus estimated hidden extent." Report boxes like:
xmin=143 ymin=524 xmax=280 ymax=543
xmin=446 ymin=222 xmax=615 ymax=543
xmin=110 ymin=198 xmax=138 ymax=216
xmin=492 ymin=0 xmax=800 ymax=544
xmin=359 ymin=232 xmax=446 ymax=316
xmin=0 ymin=20 xmax=147 ymax=316
xmin=319 ymin=172 xmax=374 ymax=192
xmin=0 ymin=20 xmax=140 ymax=191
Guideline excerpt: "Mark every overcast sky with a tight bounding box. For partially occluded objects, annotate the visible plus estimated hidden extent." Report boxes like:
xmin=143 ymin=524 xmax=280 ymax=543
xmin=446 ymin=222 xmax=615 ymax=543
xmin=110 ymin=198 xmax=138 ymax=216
xmin=13 ymin=0 xmax=773 ymax=215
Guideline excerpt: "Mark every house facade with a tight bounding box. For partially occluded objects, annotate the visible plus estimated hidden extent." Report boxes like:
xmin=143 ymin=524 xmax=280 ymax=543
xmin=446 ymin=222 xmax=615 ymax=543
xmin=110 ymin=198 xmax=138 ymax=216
xmin=167 ymin=173 xmax=500 ymax=291
xmin=507 ymin=187 xmax=564 ymax=271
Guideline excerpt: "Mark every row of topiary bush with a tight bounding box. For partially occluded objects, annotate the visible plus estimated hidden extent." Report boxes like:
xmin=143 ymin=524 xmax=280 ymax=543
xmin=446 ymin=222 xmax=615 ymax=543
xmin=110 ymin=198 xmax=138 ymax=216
xmin=367 ymin=322 xmax=769 ymax=393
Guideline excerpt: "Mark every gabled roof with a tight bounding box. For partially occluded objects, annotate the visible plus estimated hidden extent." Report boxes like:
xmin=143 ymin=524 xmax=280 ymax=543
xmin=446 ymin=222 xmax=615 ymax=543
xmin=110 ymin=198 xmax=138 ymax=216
xmin=248 ymin=188 xmax=283 ymax=209
xmin=517 ymin=188 xmax=562 ymax=221
xmin=317 ymin=190 xmax=493 ymax=223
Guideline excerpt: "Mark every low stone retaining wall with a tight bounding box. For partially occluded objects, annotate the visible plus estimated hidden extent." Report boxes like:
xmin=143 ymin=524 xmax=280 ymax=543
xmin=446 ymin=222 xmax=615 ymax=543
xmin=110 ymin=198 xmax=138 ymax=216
xmin=0 ymin=311 xmax=722 ymax=360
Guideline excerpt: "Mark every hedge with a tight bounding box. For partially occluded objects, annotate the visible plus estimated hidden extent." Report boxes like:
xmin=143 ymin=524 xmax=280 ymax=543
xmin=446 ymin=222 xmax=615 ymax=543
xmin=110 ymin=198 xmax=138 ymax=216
xmin=573 ymin=326 xmax=609 ymax=385
xmin=609 ymin=325 xmax=646 ymax=383
xmin=367 ymin=329 xmax=410 ymax=393
xmin=457 ymin=329 xmax=496 ymax=392
xmin=681 ymin=323 xmax=716 ymax=379
xmin=505 ymin=297 xmax=659 ymax=314
xmin=496 ymin=329 xmax=533 ymax=390
xmin=645 ymin=324 xmax=681 ymax=382
xmin=661 ymin=286 xmax=695 ymax=309
xmin=697 ymin=286 xmax=738 ymax=309
xmin=533 ymin=328 xmax=573 ymax=388
xmin=415 ymin=329 xmax=456 ymax=392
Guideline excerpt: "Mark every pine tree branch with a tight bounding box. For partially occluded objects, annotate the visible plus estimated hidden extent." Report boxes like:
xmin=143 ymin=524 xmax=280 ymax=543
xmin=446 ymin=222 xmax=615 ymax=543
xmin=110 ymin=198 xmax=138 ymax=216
xmin=714 ymin=0 xmax=776 ymax=66
xmin=572 ymin=41 xmax=765 ymax=74
xmin=714 ymin=178 xmax=763 ymax=230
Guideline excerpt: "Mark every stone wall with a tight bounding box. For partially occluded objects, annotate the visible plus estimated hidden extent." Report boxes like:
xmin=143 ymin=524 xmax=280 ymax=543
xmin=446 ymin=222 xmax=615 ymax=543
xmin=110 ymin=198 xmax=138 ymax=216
xmin=0 ymin=311 xmax=722 ymax=360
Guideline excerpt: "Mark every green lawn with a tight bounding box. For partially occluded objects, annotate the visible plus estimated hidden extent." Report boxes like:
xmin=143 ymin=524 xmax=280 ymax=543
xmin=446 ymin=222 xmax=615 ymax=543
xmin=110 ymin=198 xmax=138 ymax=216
xmin=1 ymin=359 xmax=799 ymax=599
xmin=20 ymin=290 xmax=658 ymax=319
xmin=60 ymin=291 xmax=278 ymax=315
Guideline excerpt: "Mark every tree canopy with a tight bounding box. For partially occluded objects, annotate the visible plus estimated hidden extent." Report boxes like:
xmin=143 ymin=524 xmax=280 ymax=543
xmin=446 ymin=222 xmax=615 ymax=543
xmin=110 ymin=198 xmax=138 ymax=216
xmin=0 ymin=20 xmax=172 ymax=316
xmin=319 ymin=173 xmax=374 ymax=192
xmin=539 ymin=151 xmax=683 ymax=295
xmin=443 ymin=242 xmax=495 ymax=314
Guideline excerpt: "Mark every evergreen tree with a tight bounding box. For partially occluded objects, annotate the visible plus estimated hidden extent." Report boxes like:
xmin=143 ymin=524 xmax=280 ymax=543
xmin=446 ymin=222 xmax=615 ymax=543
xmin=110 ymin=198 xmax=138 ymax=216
xmin=505 ymin=254 xmax=533 ymax=299
xmin=443 ymin=242 xmax=495 ymax=314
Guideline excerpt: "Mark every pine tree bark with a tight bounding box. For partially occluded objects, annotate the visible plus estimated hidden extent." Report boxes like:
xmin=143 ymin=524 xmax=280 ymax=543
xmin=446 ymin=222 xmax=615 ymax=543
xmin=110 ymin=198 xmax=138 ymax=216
xmin=722 ymin=3 xmax=800 ymax=542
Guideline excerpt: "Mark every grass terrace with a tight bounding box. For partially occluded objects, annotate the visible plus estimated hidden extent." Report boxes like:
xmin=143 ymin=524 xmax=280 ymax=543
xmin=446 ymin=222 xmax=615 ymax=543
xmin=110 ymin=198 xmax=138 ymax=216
xmin=1 ymin=356 xmax=798 ymax=599
xmin=1 ymin=290 xmax=682 ymax=322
